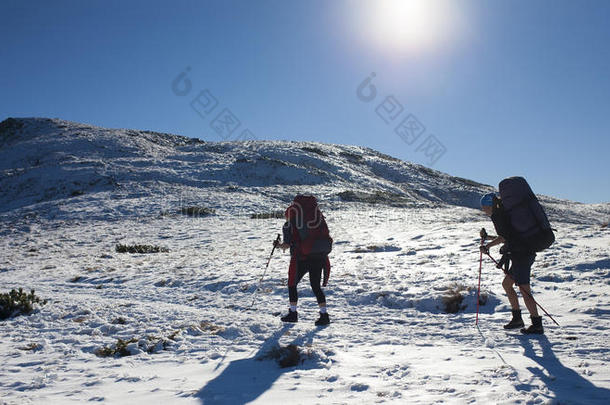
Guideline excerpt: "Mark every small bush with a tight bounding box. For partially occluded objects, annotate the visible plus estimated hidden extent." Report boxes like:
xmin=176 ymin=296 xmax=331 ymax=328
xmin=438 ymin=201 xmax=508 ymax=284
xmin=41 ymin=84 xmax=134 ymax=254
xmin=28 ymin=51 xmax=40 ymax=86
xmin=250 ymin=211 xmax=284 ymax=219
xmin=339 ymin=151 xmax=363 ymax=163
xmin=95 ymin=334 xmax=176 ymax=358
xmin=179 ymin=206 xmax=215 ymax=217
xmin=442 ymin=290 xmax=464 ymax=314
xmin=259 ymin=156 xmax=289 ymax=167
xmin=259 ymin=344 xmax=301 ymax=368
xmin=0 ymin=288 xmax=47 ymax=320
xmin=115 ymin=244 xmax=169 ymax=254
xmin=200 ymin=321 xmax=225 ymax=335
xmin=441 ymin=283 xmax=486 ymax=313
xmin=18 ymin=343 xmax=42 ymax=351
xmin=301 ymin=146 xmax=328 ymax=156
xmin=95 ymin=337 xmax=138 ymax=357
xmin=338 ymin=190 xmax=412 ymax=207
xmin=442 ymin=284 xmax=471 ymax=314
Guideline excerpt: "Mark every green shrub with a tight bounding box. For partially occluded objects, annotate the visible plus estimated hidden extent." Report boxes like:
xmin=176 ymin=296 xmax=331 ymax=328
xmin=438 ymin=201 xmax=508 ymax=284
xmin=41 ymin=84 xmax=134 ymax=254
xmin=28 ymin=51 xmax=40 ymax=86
xmin=115 ymin=244 xmax=169 ymax=254
xmin=250 ymin=211 xmax=284 ymax=219
xmin=0 ymin=288 xmax=47 ymax=320
xmin=339 ymin=151 xmax=363 ymax=163
xmin=95 ymin=337 xmax=138 ymax=357
xmin=95 ymin=333 xmax=177 ymax=358
xmin=338 ymin=190 xmax=412 ymax=207
xmin=301 ymin=146 xmax=328 ymax=156
xmin=179 ymin=206 xmax=215 ymax=217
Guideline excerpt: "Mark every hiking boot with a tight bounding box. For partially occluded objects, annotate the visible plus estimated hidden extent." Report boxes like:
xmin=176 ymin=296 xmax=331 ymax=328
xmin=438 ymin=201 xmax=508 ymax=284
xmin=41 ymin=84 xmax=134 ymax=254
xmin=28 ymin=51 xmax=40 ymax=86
xmin=521 ymin=316 xmax=544 ymax=335
xmin=504 ymin=309 xmax=525 ymax=330
xmin=281 ymin=310 xmax=298 ymax=323
xmin=315 ymin=312 xmax=330 ymax=326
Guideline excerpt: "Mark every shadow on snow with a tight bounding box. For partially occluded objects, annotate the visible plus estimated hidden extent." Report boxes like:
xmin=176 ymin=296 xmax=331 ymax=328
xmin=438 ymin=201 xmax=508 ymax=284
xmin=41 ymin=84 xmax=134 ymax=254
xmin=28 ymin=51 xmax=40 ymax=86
xmin=197 ymin=324 xmax=320 ymax=404
xmin=517 ymin=335 xmax=610 ymax=404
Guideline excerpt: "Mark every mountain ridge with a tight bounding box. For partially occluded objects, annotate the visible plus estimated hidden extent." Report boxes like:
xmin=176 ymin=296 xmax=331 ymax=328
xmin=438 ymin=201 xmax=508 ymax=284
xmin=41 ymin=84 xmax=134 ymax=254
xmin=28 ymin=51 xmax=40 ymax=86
xmin=0 ymin=117 xmax=607 ymax=224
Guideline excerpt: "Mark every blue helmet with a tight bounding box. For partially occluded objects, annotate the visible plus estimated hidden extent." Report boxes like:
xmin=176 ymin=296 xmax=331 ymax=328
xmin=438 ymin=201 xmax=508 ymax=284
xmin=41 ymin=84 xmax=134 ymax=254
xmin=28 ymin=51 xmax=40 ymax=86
xmin=480 ymin=192 xmax=497 ymax=207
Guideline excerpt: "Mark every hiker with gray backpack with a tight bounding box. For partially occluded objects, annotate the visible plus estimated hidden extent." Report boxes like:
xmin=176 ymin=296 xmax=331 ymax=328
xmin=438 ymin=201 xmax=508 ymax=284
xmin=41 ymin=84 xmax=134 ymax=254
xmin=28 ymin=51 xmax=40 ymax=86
xmin=479 ymin=177 xmax=555 ymax=334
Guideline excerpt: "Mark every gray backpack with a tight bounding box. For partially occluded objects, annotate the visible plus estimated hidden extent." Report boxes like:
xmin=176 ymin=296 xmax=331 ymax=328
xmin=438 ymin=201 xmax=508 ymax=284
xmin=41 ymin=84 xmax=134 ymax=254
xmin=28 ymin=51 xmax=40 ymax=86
xmin=498 ymin=177 xmax=555 ymax=252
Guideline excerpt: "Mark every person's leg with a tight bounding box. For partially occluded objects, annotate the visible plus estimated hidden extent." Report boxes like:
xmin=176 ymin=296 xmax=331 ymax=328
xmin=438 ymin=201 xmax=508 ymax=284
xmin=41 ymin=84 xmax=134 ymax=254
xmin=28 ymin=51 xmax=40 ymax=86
xmin=282 ymin=261 xmax=308 ymax=322
xmin=519 ymin=284 xmax=539 ymax=317
xmin=502 ymin=274 xmax=525 ymax=329
xmin=307 ymin=258 xmax=329 ymax=325
xmin=520 ymin=282 xmax=543 ymax=334
xmin=289 ymin=265 xmax=308 ymax=307
xmin=511 ymin=253 xmax=543 ymax=334
xmin=308 ymin=259 xmax=326 ymax=308
xmin=502 ymin=274 xmax=519 ymax=310
xmin=510 ymin=252 xmax=537 ymax=316
xmin=520 ymin=284 xmax=543 ymax=334
xmin=288 ymin=287 xmax=298 ymax=309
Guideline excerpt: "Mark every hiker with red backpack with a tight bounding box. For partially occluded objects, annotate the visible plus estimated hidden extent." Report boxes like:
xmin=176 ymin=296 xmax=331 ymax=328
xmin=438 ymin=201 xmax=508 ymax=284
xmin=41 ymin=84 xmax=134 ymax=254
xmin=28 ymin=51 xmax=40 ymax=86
xmin=479 ymin=177 xmax=555 ymax=335
xmin=276 ymin=195 xmax=333 ymax=326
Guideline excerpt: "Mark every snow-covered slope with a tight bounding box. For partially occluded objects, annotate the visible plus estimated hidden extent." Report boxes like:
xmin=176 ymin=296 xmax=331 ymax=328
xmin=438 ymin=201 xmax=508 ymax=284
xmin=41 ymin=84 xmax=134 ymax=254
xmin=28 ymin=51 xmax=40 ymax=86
xmin=0 ymin=117 xmax=490 ymax=215
xmin=3 ymin=117 xmax=606 ymax=224
xmin=0 ymin=117 xmax=608 ymax=404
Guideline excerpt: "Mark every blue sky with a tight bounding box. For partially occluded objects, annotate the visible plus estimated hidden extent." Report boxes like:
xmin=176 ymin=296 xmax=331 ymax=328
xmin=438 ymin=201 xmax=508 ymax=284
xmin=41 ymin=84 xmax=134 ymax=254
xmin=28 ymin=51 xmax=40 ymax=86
xmin=2 ymin=0 xmax=609 ymax=203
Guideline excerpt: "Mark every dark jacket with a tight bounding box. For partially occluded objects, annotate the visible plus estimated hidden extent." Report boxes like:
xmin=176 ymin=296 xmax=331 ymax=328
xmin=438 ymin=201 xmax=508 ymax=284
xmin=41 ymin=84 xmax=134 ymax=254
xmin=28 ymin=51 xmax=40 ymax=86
xmin=282 ymin=221 xmax=294 ymax=254
xmin=491 ymin=204 xmax=531 ymax=254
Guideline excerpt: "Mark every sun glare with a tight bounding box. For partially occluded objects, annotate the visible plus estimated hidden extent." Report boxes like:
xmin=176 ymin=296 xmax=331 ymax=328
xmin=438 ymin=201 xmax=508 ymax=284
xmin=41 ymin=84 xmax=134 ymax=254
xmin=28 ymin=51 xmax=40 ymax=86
xmin=359 ymin=0 xmax=460 ymax=54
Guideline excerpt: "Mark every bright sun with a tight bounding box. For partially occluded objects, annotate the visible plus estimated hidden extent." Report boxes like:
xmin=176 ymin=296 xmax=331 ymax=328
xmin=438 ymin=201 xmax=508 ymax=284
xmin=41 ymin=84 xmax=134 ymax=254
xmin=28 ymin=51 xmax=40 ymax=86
xmin=359 ymin=0 xmax=459 ymax=54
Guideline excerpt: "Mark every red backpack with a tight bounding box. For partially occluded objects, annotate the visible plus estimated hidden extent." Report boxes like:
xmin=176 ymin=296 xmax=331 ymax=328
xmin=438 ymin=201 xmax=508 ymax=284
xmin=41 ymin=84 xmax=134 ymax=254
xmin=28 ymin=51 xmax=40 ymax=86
xmin=286 ymin=195 xmax=333 ymax=259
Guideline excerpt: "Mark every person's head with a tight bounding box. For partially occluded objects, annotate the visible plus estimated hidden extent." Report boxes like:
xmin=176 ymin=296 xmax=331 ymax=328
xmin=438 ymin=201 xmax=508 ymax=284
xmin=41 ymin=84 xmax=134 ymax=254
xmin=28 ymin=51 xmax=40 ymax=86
xmin=480 ymin=192 xmax=497 ymax=216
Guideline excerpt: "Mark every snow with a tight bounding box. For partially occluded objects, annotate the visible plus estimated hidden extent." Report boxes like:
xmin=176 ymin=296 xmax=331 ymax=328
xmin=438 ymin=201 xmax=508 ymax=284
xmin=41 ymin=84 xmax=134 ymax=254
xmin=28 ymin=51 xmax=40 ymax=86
xmin=1 ymin=118 xmax=609 ymax=404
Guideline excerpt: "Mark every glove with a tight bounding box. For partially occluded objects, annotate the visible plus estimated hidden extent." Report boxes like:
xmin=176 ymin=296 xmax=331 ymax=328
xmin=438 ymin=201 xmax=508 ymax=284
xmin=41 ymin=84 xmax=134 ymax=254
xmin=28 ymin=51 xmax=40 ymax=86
xmin=479 ymin=245 xmax=489 ymax=255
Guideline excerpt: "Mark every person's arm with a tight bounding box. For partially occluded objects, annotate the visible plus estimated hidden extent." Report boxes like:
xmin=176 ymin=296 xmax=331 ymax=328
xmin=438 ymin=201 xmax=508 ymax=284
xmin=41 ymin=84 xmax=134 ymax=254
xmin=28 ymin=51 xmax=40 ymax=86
xmin=278 ymin=221 xmax=292 ymax=251
xmin=486 ymin=235 xmax=505 ymax=249
xmin=480 ymin=235 xmax=505 ymax=254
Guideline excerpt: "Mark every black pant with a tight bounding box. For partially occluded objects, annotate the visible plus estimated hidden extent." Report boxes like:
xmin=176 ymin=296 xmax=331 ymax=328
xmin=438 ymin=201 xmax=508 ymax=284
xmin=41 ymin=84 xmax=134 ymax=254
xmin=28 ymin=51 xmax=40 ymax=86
xmin=288 ymin=257 xmax=326 ymax=304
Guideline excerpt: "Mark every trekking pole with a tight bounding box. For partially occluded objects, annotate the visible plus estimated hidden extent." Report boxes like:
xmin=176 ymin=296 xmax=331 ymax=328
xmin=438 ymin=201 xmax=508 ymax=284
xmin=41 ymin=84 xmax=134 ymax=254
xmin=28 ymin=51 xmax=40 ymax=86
xmin=249 ymin=234 xmax=281 ymax=309
xmin=484 ymin=252 xmax=560 ymax=327
xmin=475 ymin=232 xmax=484 ymax=325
